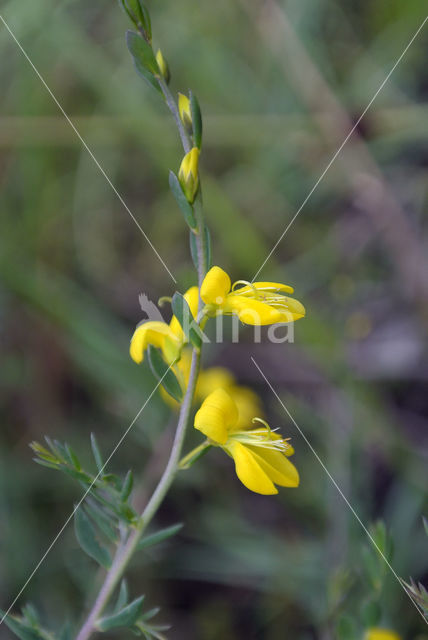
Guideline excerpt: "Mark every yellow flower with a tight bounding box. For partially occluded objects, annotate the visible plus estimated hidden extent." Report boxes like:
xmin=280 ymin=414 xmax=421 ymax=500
xmin=130 ymin=286 xmax=199 ymax=364
xmin=200 ymin=266 xmax=305 ymax=325
xmin=155 ymin=49 xmax=170 ymax=83
xmin=161 ymin=349 xmax=263 ymax=428
xmin=194 ymin=388 xmax=299 ymax=495
xmin=178 ymin=92 xmax=192 ymax=130
xmin=365 ymin=629 xmax=402 ymax=640
xmin=178 ymin=147 xmax=200 ymax=203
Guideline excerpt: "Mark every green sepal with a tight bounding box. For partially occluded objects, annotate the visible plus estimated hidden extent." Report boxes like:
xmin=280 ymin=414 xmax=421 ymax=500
xmin=169 ymin=171 xmax=197 ymax=229
xmin=189 ymin=91 xmax=203 ymax=149
xmin=171 ymin=292 xmax=202 ymax=349
xmin=126 ymin=31 xmax=161 ymax=94
xmin=74 ymin=506 xmax=112 ymax=569
xmin=96 ymin=596 xmax=145 ymax=632
xmin=147 ymin=346 xmax=183 ymax=403
xmin=138 ymin=523 xmax=183 ymax=550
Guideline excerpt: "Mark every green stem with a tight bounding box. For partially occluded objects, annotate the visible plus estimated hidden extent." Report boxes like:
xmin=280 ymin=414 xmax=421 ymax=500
xmin=157 ymin=77 xmax=192 ymax=154
xmin=76 ymin=349 xmax=201 ymax=640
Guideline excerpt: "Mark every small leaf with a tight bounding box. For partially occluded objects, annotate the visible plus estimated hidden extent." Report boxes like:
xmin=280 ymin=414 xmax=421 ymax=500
xmin=83 ymin=504 xmax=117 ymax=544
xmin=0 ymin=611 xmax=47 ymax=640
xmin=74 ymin=506 xmax=112 ymax=569
xmin=121 ymin=470 xmax=134 ymax=501
xmin=126 ymin=31 xmax=161 ymax=93
xmin=65 ymin=444 xmax=81 ymax=470
xmin=423 ymin=516 xmax=428 ymax=538
xmin=147 ymin=347 xmax=183 ymax=403
xmin=96 ymin=596 xmax=145 ymax=632
xmin=189 ymin=91 xmax=202 ymax=149
xmin=91 ymin=433 xmax=104 ymax=473
xmin=189 ymin=230 xmax=198 ymax=271
xmin=171 ymin=292 xmax=202 ymax=349
xmin=138 ymin=523 xmax=183 ymax=550
xmin=169 ymin=171 xmax=197 ymax=229
xmin=114 ymin=580 xmax=129 ymax=614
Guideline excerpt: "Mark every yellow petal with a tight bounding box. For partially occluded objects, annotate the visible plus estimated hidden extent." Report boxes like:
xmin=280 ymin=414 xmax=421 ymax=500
xmin=200 ymin=266 xmax=231 ymax=305
xmin=365 ymin=630 xmax=402 ymax=640
xmin=178 ymin=92 xmax=192 ymax=127
xmin=228 ymin=441 xmax=277 ymax=495
xmin=196 ymin=367 xmax=235 ymax=401
xmin=129 ymin=321 xmax=179 ymax=364
xmin=229 ymin=386 xmax=264 ymax=430
xmin=169 ymin=285 xmax=199 ymax=340
xmin=235 ymin=281 xmax=294 ymax=295
xmin=245 ymin=445 xmax=299 ymax=487
xmin=276 ymin=296 xmax=306 ymax=321
xmin=223 ymin=295 xmax=283 ymax=325
xmin=194 ymin=388 xmax=238 ymax=444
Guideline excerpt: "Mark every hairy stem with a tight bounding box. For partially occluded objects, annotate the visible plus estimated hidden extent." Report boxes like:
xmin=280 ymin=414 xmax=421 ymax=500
xmin=76 ymin=349 xmax=201 ymax=640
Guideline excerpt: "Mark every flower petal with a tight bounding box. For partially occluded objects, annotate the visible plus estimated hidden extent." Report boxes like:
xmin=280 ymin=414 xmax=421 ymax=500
xmin=235 ymin=281 xmax=294 ymax=295
xmin=223 ymin=295 xmax=283 ymax=325
xmin=169 ymin=285 xmax=199 ymax=340
xmin=130 ymin=321 xmax=179 ymax=364
xmin=365 ymin=629 xmax=402 ymax=640
xmin=194 ymin=388 xmax=238 ymax=444
xmin=276 ymin=296 xmax=306 ymax=321
xmin=228 ymin=441 xmax=277 ymax=495
xmin=245 ymin=445 xmax=299 ymax=487
xmin=200 ymin=266 xmax=231 ymax=305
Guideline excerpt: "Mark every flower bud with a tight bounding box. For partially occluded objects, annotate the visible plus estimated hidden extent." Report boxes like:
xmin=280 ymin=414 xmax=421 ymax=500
xmin=178 ymin=92 xmax=192 ymax=132
xmin=156 ymin=49 xmax=170 ymax=83
xmin=178 ymin=147 xmax=200 ymax=203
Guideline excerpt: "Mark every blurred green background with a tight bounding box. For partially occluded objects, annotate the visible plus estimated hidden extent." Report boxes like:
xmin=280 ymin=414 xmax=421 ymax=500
xmin=0 ymin=0 xmax=427 ymax=638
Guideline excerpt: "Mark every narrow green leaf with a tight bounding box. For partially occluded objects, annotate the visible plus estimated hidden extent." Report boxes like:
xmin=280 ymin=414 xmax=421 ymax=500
xmin=147 ymin=346 xmax=183 ymax=403
xmin=114 ymin=580 xmax=129 ymax=614
xmin=189 ymin=91 xmax=203 ymax=149
xmin=126 ymin=31 xmax=161 ymax=93
xmin=138 ymin=523 xmax=183 ymax=550
xmin=140 ymin=607 xmax=160 ymax=621
xmin=423 ymin=516 xmax=428 ymax=538
xmin=171 ymin=292 xmax=202 ymax=349
xmin=121 ymin=470 xmax=134 ymax=501
xmin=83 ymin=504 xmax=117 ymax=544
xmin=96 ymin=596 xmax=145 ymax=632
xmin=189 ymin=230 xmax=198 ymax=271
xmin=65 ymin=444 xmax=81 ymax=470
xmin=74 ymin=506 xmax=112 ymax=569
xmin=0 ymin=611 xmax=47 ymax=640
xmin=91 ymin=433 xmax=104 ymax=472
xmin=169 ymin=171 xmax=197 ymax=229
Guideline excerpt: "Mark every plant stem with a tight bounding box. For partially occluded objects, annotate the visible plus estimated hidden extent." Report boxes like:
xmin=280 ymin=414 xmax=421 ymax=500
xmin=76 ymin=349 xmax=201 ymax=640
xmin=157 ymin=77 xmax=191 ymax=154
